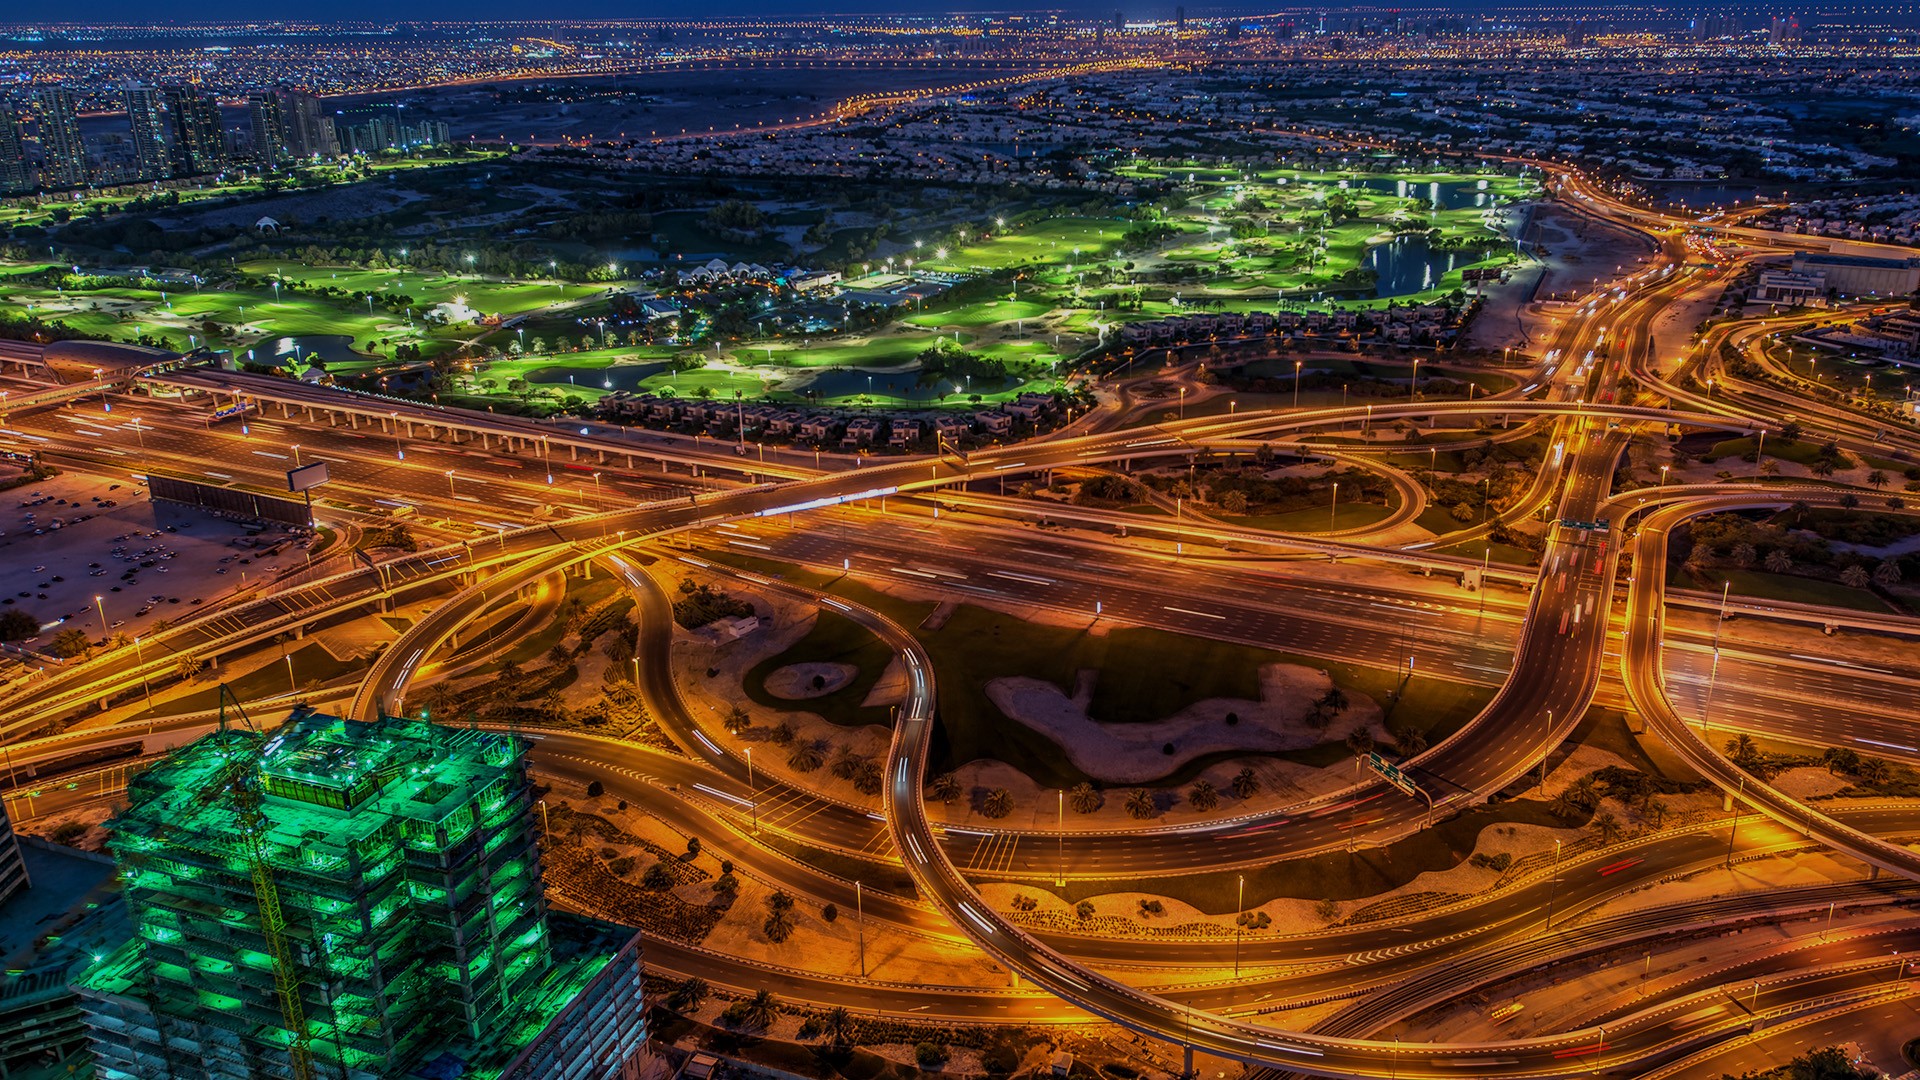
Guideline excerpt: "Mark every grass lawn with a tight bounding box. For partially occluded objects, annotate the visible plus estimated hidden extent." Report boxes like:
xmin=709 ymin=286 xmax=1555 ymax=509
xmin=126 ymin=643 xmax=364 ymax=720
xmin=743 ymin=608 xmax=900 ymax=728
xmin=1672 ymin=566 xmax=1896 ymax=615
xmin=917 ymin=217 xmax=1138 ymax=274
xmin=1436 ymin=539 xmax=1538 ymax=567
xmin=1223 ymin=501 xmax=1396 ymax=533
xmin=902 ymin=299 xmax=1052 ymax=329
xmin=498 ymin=577 xmax=624 ymax=666
xmin=710 ymin=553 xmax=1494 ymax=788
xmin=1703 ymin=436 xmax=1825 ymax=468
xmin=235 ymin=261 xmax=604 ymax=318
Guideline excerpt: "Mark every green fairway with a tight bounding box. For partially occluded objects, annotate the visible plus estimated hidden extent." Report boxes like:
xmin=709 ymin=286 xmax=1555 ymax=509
xmin=903 ymin=299 xmax=1052 ymax=329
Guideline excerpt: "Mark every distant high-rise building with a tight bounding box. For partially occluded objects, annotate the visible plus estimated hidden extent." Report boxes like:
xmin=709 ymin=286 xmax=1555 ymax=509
xmin=276 ymin=87 xmax=340 ymax=160
xmin=123 ymin=82 xmax=173 ymax=182
xmin=337 ymin=103 xmax=449 ymax=155
xmin=30 ymin=87 xmax=88 ymax=189
xmin=1176 ymin=5 xmax=1186 ymax=31
xmin=74 ymin=708 xmax=650 ymax=1080
xmin=246 ymin=90 xmax=286 ymax=169
xmin=0 ymin=101 xmax=30 ymax=195
xmin=162 ymin=84 xmax=225 ymax=176
xmin=1114 ymin=9 xmax=1125 ymax=31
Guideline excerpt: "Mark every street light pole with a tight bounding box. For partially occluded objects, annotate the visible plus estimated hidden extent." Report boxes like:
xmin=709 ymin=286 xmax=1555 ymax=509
xmin=1543 ymin=838 xmax=1561 ymax=933
xmin=745 ymin=747 xmax=759 ymax=835
xmin=1540 ymin=709 xmax=1554 ymax=789
xmin=1233 ymin=874 xmax=1244 ymax=980
xmin=1056 ymin=790 xmax=1065 ymax=887
xmin=856 ymin=880 xmax=866 ymax=977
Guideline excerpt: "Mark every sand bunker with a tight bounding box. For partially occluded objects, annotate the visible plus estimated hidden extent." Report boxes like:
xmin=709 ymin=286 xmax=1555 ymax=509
xmin=764 ymin=662 xmax=858 ymax=699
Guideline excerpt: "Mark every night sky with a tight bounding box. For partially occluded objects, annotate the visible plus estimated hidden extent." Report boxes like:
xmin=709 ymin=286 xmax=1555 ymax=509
xmin=4 ymin=0 xmax=1797 ymax=24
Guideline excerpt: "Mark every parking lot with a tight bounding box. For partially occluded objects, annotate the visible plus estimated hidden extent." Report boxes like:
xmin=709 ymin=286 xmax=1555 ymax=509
xmin=0 ymin=467 xmax=310 ymax=654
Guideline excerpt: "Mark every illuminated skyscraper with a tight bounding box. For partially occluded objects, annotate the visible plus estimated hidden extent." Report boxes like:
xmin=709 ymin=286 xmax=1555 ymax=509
xmin=163 ymin=83 xmax=226 ymax=176
xmin=124 ymin=82 xmax=173 ymax=182
xmin=276 ymin=88 xmax=340 ymax=161
xmin=246 ymin=91 xmax=286 ymax=170
xmin=74 ymin=707 xmax=648 ymax=1080
xmin=0 ymin=100 xmax=30 ymax=195
xmin=30 ymin=86 xmax=88 ymax=189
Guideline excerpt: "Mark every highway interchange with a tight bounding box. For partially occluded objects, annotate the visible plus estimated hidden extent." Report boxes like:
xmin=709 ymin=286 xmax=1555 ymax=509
xmin=5 ymin=162 xmax=1920 ymax=1079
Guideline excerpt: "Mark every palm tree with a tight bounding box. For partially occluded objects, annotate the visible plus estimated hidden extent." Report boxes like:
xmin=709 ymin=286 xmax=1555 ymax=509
xmin=822 ymin=1006 xmax=854 ymax=1046
xmin=1231 ymin=768 xmax=1260 ymax=799
xmin=1731 ymin=542 xmax=1757 ymax=569
xmin=1188 ymin=779 xmax=1219 ymax=813
xmin=1125 ymin=789 xmax=1157 ymax=820
xmin=763 ymin=907 xmax=795 ymax=943
xmin=668 ymin=976 xmax=710 ymax=1011
xmin=1874 ymin=560 xmax=1903 ymax=588
xmin=1393 ymin=726 xmax=1429 ymax=756
xmin=982 ymin=788 xmax=1013 ymax=819
xmin=830 ymin=745 xmax=862 ymax=780
xmin=927 ymin=772 xmax=962 ymax=804
xmin=1841 ymin=564 xmax=1871 ymax=589
xmin=1569 ymin=775 xmax=1601 ymax=811
xmin=1763 ymin=549 xmax=1792 ymax=574
xmin=1810 ymin=458 xmax=1837 ymax=478
xmin=421 ymin=682 xmax=460 ymax=721
xmin=787 ymin=739 xmax=827 ymax=773
xmin=1590 ymin=810 xmax=1625 ymax=846
xmin=743 ymin=989 xmax=778 ymax=1030
xmin=1724 ymin=734 xmax=1760 ymax=769
xmin=546 ymin=642 xmax=570 ymax=667
xmin=50 ymin=628 xmax=91 ymax=659
xmin=1868 ymin=470 xmax=1890 ymax=490
xmin=1068 ymin=782 xmax=1102 ymax=814
xmin=1548 ymin=788 xmax=1586 ymax=820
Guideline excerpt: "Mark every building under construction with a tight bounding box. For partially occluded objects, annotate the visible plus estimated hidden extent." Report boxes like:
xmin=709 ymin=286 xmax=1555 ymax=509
xmin=74 ymin=706 xmax=647 ymax=1080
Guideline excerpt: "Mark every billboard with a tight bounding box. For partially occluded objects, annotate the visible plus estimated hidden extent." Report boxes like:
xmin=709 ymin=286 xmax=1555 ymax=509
xmin=287 ymin=461 xmax=330 ymax=492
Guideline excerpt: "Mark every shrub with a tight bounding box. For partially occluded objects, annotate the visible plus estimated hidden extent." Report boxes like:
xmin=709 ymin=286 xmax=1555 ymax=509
xmin=915 ymin=1043 xmax=949 ymax=1068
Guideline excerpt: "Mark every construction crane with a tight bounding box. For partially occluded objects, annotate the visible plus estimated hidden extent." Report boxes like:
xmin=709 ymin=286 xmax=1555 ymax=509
xmin=215 ymin=686 xmax=316 ymax=1080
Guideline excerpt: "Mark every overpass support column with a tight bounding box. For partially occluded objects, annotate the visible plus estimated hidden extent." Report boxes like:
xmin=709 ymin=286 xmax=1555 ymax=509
xmin=1181 ymin=1046 xmax=1193 ymax=1079
xmin=281 ymin=402 xmax=291 ymax=418
xmin=348 ymin=412 xmax=358 ymax=429
xmin=569 ymin=445 xmax=578 ymax=461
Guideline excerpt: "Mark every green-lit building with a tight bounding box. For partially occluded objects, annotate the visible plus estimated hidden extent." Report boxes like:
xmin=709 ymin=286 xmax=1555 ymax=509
xmin=73 ymin=707 xmax=648 ymax=1080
